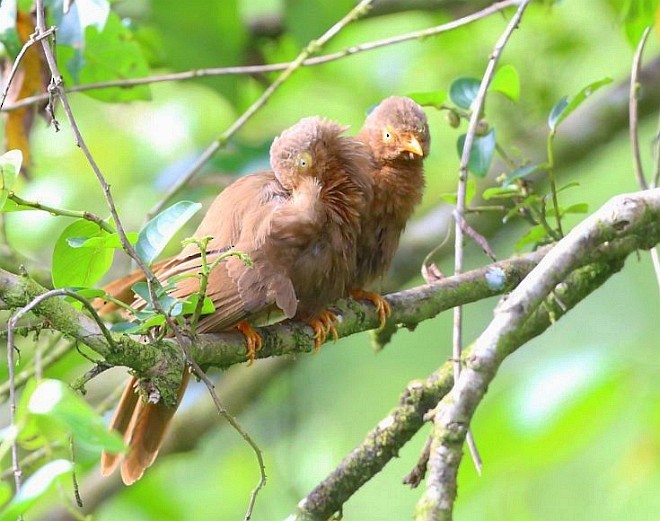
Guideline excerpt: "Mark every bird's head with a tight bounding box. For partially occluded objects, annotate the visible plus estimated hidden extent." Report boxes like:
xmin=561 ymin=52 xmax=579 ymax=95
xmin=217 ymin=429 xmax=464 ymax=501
xmin=270 ymin=116 xmax=352 ymax=190
xmin=361 ymin=96 xmax=430 ymax=163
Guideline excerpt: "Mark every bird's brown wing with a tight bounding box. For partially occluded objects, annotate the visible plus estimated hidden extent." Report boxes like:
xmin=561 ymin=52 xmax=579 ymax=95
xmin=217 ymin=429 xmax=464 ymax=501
xmin=102 ymin=173 xmax=298 ymax=485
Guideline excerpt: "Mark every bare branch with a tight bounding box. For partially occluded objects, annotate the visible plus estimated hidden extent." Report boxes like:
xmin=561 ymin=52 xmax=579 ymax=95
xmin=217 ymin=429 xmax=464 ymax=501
xmin=1 ymin=1 xmax=516 ymax=114
xmin=629 ymin=25 xmax=652 ymax=190
xmin=415 ymin=189 xmax=660 ymax=519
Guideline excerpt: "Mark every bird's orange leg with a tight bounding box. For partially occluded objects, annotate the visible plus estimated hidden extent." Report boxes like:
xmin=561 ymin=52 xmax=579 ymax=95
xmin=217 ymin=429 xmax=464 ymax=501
xmin=306 ymin=310 xmax=339 ymax=352
xmin=350 ymin=289 xmax=391 ymax=329
xmin=236 ymin=321 xmax=263 ymax=365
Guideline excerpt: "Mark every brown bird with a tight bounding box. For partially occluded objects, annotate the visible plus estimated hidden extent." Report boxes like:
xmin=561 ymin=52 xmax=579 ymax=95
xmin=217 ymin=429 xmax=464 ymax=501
xmin=350 ymin=96 xmax=430 ymax=323
xmin=100 ymin=117 xmax=372 ymax=484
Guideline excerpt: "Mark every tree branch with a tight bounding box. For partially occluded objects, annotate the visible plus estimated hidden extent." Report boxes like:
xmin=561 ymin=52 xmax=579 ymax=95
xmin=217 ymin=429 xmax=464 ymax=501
xmin=414 ymin=188 xmax=660 ymax=519
xmin=291 ymin=188 xmax=660 ymax=521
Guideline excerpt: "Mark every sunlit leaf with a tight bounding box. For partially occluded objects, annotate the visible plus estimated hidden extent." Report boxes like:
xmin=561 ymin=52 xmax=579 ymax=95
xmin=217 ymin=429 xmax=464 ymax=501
xmin=52 ymin=219 xmax=114 ymax=288
xmin=483 ymin=186 xmax=521 ymax=200
xmin=136 ymin=201 xmax=202 ymax=264
xmin=449 ymin=77 xmax=480 ymax=109
xmin=407 ymin=90 xmax=447 ymax=109
xmin=457 ymin=128 xmax=496 ymax=177
xmin=66 ymin=12 xmax=151 ymax=101
xmin=438 ymin=178 xmax=477 ymax=205
xmin=491 ymin=64 xmax=520 ymax=102
xmin=0 ymin=481 xmax=10 ymax=509
xmin=0 ymin=460 xmax=73 ymax=520
xmin=0 ymin=150 xmax=22 ymax=210
xmin=27 ymin=379 xmax=124 ymax=452
xmin=548 ymin=78 xmax=613 ymax=131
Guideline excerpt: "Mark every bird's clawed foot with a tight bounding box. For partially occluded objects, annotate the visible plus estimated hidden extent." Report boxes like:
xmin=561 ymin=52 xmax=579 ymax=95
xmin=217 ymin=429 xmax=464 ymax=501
xmin=307 ymin=310 xmax=339 ymax=352
xmin=236 ymin=321 xmax=263 ymax=365
xmin=350 ymin=289 xmax=391 ymax=329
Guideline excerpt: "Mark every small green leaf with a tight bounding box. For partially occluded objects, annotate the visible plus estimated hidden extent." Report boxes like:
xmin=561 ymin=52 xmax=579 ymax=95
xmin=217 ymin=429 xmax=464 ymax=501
xmin=449 ymin=77 xmax=480 ymax=109
xmin=0 ymin=198 xmax=33 ymax=212
xmin=407 ymin=90 xmax=447 ymax=109
xmin=0 ymin=150 xmax=23 ymax=211
xmin=457 ymin=128 xmax=496 ymax=177
xmin=482 ymin=186 xmax=521 ymax=200
xmin=0 ymin=481 xmax=10 ymax=509
xmin=491 ymin=64 xmax=520 ymax=103
xmin=0 ymin=460 xmax=73 ymax=520
xmin=52 ymin=219 xmax=114 ymax=288
xmin=557 ymin=181 xmax=581 ymax=193
xmin=27 ymin=379 xmax=125 ymax=452
xmin=548 ymin=78 xmax=613 ymax=131
xmin=515 ymin=225 xmax=548 ymax=251
xmin=131 ymin=281 xmax=152 ymax=305
xmin=505 ymin=163 xmax=542 ymax=183
xmin=438 ymin=178 xmax=477 ymax=205
xmin=137 ymin=201 xmax=202 ymax=263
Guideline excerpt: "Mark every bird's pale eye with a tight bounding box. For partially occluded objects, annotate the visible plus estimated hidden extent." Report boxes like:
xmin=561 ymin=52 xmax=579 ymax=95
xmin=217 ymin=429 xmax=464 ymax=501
xmin=383 ymin=128 xmax=394 ymax=143
xmin=297 ymin=152 xmax=313 ymax=171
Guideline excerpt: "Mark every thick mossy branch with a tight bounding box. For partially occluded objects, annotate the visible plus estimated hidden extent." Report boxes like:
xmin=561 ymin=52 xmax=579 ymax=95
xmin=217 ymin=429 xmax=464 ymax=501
xmin=0 ymin=249 xmax=548 ymax=372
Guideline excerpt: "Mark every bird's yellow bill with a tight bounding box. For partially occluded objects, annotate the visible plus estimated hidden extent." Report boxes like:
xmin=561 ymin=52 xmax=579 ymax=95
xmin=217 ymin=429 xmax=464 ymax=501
xmin=401 ymin=135 xmax=424 ymax=157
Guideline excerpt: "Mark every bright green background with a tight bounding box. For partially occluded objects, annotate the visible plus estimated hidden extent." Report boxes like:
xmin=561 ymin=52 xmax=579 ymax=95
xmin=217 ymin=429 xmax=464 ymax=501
xmin=1 ymin=0 xmax=659 ymax=519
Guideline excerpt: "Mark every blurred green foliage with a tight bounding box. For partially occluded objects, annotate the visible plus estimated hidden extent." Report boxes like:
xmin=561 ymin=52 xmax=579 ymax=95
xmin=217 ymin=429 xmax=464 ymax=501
xmin=1 ymin=0 xmax=659 ymax=519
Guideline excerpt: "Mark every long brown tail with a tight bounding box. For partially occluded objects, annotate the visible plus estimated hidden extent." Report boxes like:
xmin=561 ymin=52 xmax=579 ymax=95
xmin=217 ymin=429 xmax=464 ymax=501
xmin=101 ymin=371 xmax=190 ymax=485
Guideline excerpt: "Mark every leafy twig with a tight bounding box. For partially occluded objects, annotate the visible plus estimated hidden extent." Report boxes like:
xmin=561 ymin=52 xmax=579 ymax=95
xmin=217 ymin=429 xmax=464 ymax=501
xmin=450 ymin=0 xmax=531 ymax=480
xmin=7 ymin=193 xmax=114 ymax=233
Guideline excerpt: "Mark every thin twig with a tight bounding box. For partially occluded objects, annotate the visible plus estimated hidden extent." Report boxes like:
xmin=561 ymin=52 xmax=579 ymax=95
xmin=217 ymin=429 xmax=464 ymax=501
xmin=627 ymin=25 xmax=659 ymax=292
xmin=629 ymin=25 xmax=652 ymax=191
xmin=0 ymin=26 xmax=54 ymax=110
xmin=146 ymin=0 xmax=376 ymax=221
xmin=7 ymin=193 xmax=115 ymax=233
xmin=653 ymin=110 xmax=660 ymax=188
xmin=1 ymin=1 xmax=517 ymax=114
xmin=450 ymin=0 xmax=528 ymax=479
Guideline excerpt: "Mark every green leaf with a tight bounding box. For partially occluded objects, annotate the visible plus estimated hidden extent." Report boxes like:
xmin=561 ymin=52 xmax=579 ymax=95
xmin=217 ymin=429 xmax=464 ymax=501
xmin=482 ymin=186 xmax=521 ymax=200
xmin=438 ymin=178 xmax=477 ymax=205
xmin=0 ymin=460 xmax=73 ymax=521
xmin=547 ymin=203 xmax=589 ymax=217
xmin=52 ymin=219 xmax=114 ymax=288
xmin=407 ymin=90 xmax=447 ymax=109
xmin=557 ymin=181 xmax=581 ymax=193
xmin=0 ymin=150 xmax=22 ymax=211
xmin=67 ymin=232 xmax=138 ymax=249
xmin=548 ymin=78 xmax=613 ymax=131
xmin=137 ymin=201 xmax=202 ymax=264
xmin=515 ymin=225 xmax=548 ymax=251
xmin=505 ymin=163 xmax=542 ymax=183
xmin=449 ymin=77 xmax=481 ymax=109
xmin=27 ymin=379 xmax=124 ymax=452
xmin=491 ymin=64 xmax=520 ymax=103
xmin=0 ymin=481 xmax=10 ymax=509
xmin=0 ymin=198 xmax=33 ymax=212
xmin=617 ymin=0 xmax=658 ymax=46
xmin=73 ymin=12 xmax=151 ymax=102
xmin=457 ymin=128 xmax=496 ymax=177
